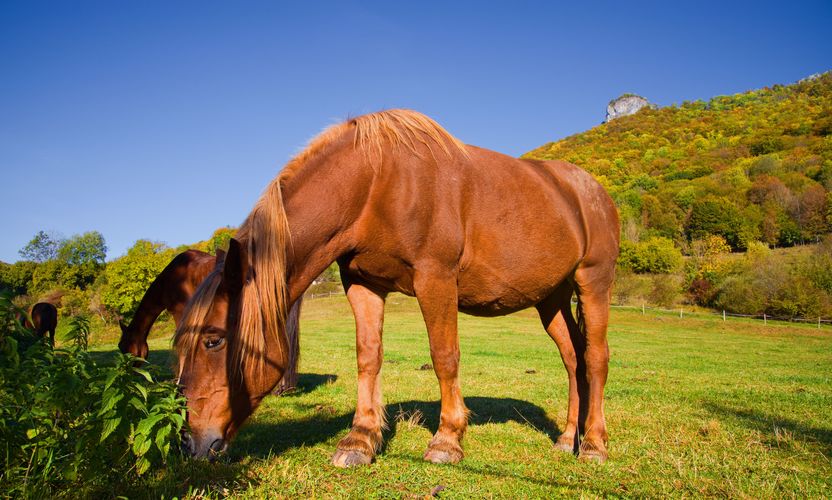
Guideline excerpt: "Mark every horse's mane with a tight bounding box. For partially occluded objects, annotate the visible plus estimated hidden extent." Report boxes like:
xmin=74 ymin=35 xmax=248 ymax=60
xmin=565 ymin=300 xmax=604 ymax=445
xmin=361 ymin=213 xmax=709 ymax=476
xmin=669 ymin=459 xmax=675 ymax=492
xmin=283 ymin=109 xmax=468 ymax=179
xmin=175 ymin=109 xmax=466 ymax=378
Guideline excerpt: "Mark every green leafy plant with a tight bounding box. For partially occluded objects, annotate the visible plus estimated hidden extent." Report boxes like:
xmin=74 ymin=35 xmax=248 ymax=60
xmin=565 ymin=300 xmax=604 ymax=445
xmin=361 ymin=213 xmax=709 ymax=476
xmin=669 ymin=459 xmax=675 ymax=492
xmin=0 ymin=291 xmax=186 ymax=497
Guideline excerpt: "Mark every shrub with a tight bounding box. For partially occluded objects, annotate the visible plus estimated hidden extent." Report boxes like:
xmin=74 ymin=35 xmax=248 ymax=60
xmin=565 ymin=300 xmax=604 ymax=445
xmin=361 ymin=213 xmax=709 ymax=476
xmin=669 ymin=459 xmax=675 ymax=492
xmin=101 ymin=240 xmax=176 ymax=319
xmin=613 ymin=269 xmax=641 ymax=305
xmin=0 ymin=292 xmax=186 ymax=497
xmin=618 ymin=237 xmax=684 ymax=274
xmin=649 ymin=274 xmax=682 ymax=308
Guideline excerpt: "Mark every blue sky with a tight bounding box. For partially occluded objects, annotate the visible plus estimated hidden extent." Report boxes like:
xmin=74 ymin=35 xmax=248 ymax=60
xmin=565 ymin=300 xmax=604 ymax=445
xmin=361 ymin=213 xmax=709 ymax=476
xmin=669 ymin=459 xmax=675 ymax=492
xmin=1 ymin=0 xmax=830 ymax=263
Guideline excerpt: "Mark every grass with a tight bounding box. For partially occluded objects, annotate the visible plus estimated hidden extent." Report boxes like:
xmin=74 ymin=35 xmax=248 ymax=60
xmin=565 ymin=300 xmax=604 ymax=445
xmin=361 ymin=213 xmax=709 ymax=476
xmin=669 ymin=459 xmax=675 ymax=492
xmin=84 ymin=294 xmax=831 ymax=498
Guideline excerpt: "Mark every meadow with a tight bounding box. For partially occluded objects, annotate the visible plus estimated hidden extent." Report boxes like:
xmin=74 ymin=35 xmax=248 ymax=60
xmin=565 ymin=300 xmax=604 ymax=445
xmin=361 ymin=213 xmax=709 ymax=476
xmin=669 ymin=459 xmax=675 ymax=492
xmin=88 ymin=294 xmax=831 ymax=498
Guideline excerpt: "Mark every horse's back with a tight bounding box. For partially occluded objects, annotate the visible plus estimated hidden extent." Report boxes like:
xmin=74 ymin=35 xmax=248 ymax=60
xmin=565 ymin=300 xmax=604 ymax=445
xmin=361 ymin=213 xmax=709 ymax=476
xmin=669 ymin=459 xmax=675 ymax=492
xmin=379 ymin=146 xmax=616 ymax=314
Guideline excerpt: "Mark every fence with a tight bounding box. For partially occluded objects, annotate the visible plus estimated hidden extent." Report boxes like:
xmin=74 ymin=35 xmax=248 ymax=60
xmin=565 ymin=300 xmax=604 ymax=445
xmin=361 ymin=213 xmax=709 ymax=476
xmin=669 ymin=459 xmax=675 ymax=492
xmin=302 ymin=290 xmax=831 ymax=330
xmin=609 ymin=302 xmax=831 ymax=329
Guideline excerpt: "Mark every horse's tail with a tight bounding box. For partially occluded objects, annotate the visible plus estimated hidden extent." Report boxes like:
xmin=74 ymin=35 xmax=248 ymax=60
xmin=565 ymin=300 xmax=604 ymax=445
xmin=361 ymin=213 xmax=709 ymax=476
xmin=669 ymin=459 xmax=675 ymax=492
xmin=275 ymin=296 xmax=302 ymax=394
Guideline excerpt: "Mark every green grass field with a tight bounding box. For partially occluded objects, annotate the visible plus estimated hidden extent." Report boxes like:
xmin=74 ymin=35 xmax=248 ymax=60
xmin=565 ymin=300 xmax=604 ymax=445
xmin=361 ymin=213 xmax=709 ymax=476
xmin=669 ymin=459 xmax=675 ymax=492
xmin=88 ymin=294 xmax=832 ymax=498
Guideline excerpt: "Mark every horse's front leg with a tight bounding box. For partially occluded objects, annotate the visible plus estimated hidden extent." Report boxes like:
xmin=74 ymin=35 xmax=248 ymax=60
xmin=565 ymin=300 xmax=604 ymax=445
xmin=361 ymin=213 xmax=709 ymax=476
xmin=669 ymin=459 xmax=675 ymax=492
xmin=332 ymin=281 xmax=387 ymax=467
xmin=414 ymin=272 xmax=468 ymax=464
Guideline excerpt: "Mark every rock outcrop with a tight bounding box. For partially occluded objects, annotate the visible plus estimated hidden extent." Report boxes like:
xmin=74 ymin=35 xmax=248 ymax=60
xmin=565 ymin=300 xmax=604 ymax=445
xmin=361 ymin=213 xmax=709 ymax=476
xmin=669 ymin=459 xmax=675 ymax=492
xmin=605 ymin=94 xmax=651 ymax=122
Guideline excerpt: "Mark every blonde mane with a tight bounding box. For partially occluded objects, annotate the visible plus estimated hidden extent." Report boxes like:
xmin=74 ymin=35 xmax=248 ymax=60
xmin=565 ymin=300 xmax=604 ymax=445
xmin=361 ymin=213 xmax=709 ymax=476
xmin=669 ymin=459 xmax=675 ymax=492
xmin=175 ymin=109 xmax=467 ymax=376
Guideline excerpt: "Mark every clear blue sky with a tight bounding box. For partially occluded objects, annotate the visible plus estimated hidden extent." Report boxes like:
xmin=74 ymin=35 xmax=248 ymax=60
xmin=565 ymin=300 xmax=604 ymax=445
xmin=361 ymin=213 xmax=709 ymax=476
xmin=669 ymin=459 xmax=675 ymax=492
xmin=1 ymin=0 xmax=830 ymax=263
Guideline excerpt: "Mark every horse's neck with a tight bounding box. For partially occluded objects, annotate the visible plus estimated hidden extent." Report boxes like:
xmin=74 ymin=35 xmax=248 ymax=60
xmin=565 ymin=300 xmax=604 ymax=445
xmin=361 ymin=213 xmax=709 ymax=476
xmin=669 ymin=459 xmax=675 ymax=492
xmin=281 ymin=145 xmax=373 ymax=302
xmin=127 ymin=274 xmax=172 ymax=335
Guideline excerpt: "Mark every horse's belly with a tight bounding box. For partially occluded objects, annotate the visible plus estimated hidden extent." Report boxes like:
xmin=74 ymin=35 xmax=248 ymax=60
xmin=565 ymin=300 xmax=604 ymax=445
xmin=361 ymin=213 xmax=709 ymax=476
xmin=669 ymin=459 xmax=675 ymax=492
xmin=456 ymin=260 xmax=572 ymax=316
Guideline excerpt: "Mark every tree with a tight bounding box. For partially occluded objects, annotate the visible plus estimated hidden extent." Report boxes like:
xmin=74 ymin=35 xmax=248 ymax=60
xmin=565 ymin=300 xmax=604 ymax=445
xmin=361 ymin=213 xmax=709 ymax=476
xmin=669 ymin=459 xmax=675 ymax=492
xmin=206 ymin=227 xmax=236 ymax=255
xmin=101 ymin=240 xmax=175 ymax=319
xmin=56 ymin=232 xmax=108 ymax=290
xmin=57 ymin=232 xmax=107 ymax=266
xmin=685 ymin=197 xmax=744 ymax=250
xmin=18 ymin=231 xmax=62 ymax=263
xmin=0 ymin=261 xmax=38 ymax=296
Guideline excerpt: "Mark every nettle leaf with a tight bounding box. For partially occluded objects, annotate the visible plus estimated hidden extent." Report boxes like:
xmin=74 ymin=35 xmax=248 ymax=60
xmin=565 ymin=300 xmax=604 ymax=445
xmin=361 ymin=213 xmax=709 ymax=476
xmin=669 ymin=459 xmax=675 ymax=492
xmin=136 ymin=414 xmax=166 ymax=437
xmin=98 ymin=388 xmax=125 ymax=415
xmin=131 ymin=367 xmax=153 ymax=383
xmin=155 ymin=423 xmax=172 ymax=455
xmin=103 ymin=370 xmax=120 ymax=391
xmin=127 ymin=396 xmax=145 ymax=411
xmin=100 ymin=416 xmax=122 ymax=442
xmin=132 ymin=434 xmax=151 ymax=457
xmin=133 ymin=382 xmax=148 ymax=401
xmin=136 ymin=456 xmax=151 ymax=476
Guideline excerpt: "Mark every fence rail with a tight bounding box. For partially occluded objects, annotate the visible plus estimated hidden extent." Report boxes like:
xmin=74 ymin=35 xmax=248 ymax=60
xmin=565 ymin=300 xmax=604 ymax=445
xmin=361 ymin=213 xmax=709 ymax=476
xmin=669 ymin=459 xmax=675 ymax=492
xmin=302 ymin=290 xmax=830 ymax=330
xmin=608 ymin=302 xmax=831 ymax=329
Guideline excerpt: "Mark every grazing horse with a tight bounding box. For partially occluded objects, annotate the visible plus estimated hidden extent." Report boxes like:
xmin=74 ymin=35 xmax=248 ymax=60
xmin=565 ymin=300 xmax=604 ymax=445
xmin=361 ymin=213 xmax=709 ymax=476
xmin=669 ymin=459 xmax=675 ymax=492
xmin=174 ymin=109 xmax=619 ymax=465
xmin=21 ymin=302 xmax=58 ymax=345
xmin=117 ymin=249 xmax=302 ymax=391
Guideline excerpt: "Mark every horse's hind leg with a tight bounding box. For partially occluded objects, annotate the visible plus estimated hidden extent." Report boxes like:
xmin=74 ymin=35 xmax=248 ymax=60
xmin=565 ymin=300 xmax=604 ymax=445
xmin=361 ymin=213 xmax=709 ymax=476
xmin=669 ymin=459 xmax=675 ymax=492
xmin=536 ymin=283 xmax=586 ymax=454
xmin=573 ymin=265 xmax=613 ymax=463
xmin=332 ymin=280 xmax=387 ymax=467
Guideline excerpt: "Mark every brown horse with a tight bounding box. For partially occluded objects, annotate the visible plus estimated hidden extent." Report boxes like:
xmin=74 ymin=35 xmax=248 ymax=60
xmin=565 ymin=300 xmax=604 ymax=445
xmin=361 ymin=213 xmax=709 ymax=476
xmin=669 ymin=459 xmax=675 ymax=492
xmin=21 ymin=302 xmax=58 ymax=345
xmin=174 ymin=109 xmax=619 ymax=465
xmin=117 ymin=249 xmax=302 ymax=391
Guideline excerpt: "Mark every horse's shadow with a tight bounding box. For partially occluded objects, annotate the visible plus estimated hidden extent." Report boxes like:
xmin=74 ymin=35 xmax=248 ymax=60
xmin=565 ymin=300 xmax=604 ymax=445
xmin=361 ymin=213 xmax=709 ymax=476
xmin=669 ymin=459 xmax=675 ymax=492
xmin=232 ymin=395 xmax=562 ymax=459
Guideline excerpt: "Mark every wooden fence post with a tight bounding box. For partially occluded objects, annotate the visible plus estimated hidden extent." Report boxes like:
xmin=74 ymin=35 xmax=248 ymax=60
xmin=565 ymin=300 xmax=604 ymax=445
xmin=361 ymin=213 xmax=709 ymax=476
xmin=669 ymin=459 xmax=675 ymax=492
xmin=723 ymin=310 xmax=726 ymax=322
xmin=764 ymin=313 xmax=767 ymax=326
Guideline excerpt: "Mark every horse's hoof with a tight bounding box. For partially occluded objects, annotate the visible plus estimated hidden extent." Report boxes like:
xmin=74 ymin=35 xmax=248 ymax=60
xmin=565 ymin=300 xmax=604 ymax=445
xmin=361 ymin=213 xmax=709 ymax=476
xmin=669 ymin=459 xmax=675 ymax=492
xmin=554 ymin=436 xmax=576 ymax=453
xmin=331 ymin=449 xmax=373 ymax=467
xmin=424 ymin=446 xmax=463 ymax=464
xmin=578 ymin=447 xmax=607 ymax=464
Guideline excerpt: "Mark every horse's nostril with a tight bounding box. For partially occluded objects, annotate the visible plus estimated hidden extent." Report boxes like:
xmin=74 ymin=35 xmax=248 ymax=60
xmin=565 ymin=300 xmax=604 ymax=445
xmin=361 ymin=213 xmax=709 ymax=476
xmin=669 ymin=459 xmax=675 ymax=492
xmin=207 ymin=438 xmax=226 ymax=462
xmin=209 ymin=438 xmax=225 ymax=453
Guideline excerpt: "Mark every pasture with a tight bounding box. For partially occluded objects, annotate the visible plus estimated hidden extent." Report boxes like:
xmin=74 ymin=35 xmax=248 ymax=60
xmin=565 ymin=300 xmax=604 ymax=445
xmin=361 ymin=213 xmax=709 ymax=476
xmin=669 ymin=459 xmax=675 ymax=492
xmin=90 ymin=294 xmax=831 ymax=498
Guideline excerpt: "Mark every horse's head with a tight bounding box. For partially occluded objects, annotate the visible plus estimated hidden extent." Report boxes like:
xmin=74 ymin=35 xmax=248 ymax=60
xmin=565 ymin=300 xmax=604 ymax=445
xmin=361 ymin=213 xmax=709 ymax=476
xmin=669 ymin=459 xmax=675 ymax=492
xmin=175 ymin=238 xmax=288 ymax=459
xmin=118 ymin=320 xmax=149 ymax=359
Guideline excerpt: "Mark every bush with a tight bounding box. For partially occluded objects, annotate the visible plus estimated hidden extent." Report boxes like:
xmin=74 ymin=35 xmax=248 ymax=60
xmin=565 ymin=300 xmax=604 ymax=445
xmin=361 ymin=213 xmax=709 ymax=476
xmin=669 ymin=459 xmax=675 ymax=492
xmin=618 ymin=237 xmax=684 ymax=274
xmin=101 ymin=240 xmax=176 ymax=319
xmin=649 ymin=274 xmax=682 ymax=308
xmin=712 ymin=244 xmax=832 ymax=318
xmin=613 ymin=269 xmax=641 ymax=305
xmin=0 ymin=292 xmax=186 ymax=497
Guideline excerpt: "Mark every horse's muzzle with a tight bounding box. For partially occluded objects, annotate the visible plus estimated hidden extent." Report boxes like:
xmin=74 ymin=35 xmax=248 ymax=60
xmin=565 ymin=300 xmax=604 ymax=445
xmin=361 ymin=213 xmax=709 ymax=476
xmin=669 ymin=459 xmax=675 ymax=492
xmin=181 ymin=430 xmax=226 ymax=461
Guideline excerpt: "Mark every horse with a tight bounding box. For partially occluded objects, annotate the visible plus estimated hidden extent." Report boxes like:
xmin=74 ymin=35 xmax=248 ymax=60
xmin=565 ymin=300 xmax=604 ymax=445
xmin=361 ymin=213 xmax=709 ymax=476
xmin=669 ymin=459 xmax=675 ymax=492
xmin=20 ymin=302 xmax=58 ymax=346
xmin=117 ymin=249 xmax=302 ymax=391
xmin=174 ymin=109 xmax=619 ymax=465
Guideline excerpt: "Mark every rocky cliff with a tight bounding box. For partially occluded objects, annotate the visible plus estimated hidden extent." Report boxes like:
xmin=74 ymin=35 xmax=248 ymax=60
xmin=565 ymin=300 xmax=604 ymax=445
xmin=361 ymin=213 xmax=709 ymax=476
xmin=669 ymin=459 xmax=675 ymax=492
xmin=605 ymin=94 xmax=651 ymax=122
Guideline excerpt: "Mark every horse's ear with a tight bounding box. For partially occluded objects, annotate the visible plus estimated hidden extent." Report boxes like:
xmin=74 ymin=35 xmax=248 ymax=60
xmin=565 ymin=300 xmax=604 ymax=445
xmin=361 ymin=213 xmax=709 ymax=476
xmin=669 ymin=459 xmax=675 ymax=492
xmin=223 ymin=238 xmax=248 ymax=295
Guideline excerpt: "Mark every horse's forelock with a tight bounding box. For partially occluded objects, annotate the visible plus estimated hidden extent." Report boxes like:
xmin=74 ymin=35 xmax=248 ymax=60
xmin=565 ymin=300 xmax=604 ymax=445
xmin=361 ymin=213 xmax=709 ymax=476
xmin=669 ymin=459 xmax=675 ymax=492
xmin=174 ymin=269 xmax=223 ymax=359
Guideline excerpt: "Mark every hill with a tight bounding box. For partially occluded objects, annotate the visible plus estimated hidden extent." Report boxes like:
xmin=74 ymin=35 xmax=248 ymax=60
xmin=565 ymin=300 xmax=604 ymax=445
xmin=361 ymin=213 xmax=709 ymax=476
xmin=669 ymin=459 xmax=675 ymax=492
xmin=524 ymin=72 xmax=832 ymax=251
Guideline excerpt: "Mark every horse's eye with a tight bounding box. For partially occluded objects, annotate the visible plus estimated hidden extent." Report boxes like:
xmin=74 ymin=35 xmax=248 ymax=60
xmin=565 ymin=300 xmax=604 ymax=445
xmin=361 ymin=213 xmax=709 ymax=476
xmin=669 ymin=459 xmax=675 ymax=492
xmin=204 ymin=337 xmax=225 ymax=350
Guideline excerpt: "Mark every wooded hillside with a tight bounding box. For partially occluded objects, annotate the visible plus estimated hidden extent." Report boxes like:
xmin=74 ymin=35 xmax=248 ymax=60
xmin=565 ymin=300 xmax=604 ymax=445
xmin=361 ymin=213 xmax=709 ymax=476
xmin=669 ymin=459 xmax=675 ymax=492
xmin=525 ymin=72 xmax=832 ymax=251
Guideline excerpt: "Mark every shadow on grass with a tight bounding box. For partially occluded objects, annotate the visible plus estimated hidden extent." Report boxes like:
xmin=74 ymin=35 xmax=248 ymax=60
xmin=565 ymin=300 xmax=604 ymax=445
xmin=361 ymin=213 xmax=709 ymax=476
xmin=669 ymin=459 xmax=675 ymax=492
xmin=232 ymin=396 xmax=562 ymax=459
xmin=704 ymin=401 xmax=832 ymax=456
xmin=281 ymin=373 xmax=338 ymax=396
